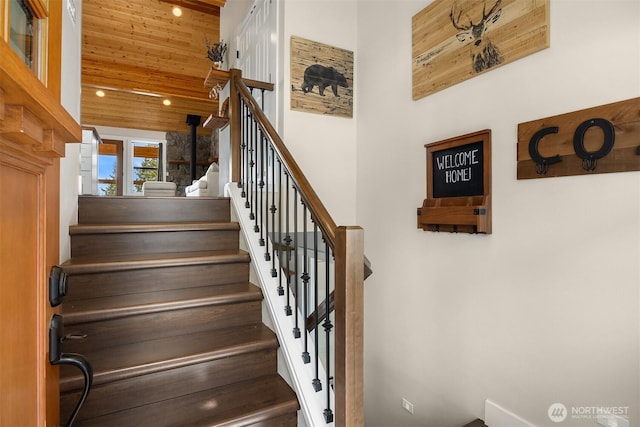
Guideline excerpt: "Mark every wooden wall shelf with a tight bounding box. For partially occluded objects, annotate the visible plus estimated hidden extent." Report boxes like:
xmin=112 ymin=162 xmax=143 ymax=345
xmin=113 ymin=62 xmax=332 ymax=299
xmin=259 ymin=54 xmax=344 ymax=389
xmin=203 ymin=114 xmax=229 ymax=129
xmin=204 ymin=67 xmax=230 ymax=88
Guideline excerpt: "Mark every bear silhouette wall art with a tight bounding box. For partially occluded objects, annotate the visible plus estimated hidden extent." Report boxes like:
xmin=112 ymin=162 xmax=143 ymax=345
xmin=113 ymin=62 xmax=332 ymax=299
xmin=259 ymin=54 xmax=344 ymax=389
xmin=291 ymin=36 xmax=353 ymax=118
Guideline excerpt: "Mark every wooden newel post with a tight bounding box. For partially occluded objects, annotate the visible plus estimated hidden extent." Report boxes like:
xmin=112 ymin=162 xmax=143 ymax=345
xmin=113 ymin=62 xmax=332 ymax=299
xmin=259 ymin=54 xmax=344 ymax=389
xmin=228 ymin=68 xmax=243 ymax=183
xmin=334 ymin=226 xmax=365 ymax=426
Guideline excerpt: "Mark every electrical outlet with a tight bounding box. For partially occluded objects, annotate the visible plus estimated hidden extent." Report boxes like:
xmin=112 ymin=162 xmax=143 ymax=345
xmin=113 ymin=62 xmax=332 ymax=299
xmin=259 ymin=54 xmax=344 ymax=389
xmin=401 ymin=398 xmax=414 ymax=415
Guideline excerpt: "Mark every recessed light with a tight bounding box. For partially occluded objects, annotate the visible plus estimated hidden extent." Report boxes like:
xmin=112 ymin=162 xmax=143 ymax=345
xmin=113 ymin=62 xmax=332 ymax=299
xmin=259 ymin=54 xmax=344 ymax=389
xmin=172 ymin=6 xmax=182 ymax=17
xmin=163 ymin=99 xmax=171 ymax=106
xmin=96 ymin=90 xmax=105 ymax=97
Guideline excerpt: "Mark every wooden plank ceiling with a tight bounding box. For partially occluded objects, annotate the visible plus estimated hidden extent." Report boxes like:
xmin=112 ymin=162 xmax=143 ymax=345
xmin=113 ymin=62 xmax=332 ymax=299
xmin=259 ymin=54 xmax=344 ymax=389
xmin=82 ymin=0 xmax=227 ymax=135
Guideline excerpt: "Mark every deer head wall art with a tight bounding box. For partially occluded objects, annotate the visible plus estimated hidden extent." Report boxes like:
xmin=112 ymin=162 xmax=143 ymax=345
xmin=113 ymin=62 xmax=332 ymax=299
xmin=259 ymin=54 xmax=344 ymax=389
xmin=412 ymin=0 xmax=550 ymax=100
xmin=450 ymin=0 xmax=503 ymax=73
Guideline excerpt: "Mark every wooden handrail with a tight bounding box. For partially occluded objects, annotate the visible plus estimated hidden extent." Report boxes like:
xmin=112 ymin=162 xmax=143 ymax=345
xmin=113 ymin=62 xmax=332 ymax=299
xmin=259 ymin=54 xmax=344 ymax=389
xmin=229 ymin=69 xmax=338 ymax=249
xmin=227 ymin=68 xmax=364 ymax=426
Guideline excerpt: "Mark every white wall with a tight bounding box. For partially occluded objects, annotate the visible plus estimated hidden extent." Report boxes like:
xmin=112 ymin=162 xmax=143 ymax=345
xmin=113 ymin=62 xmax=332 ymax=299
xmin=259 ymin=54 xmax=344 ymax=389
xmin=357 ymin=1 xmax=639 ymax=427
xmin=59 ymin=0 xmax=82 ymax=262
xmin=220 ymin=0 xmax=253 ymax=70
xmin=282 ymin=0 xmax=359 ymax=226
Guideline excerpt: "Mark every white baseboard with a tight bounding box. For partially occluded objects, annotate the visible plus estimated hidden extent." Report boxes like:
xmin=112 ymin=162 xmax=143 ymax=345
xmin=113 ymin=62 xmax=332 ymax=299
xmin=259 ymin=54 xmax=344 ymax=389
xmin=485 ymin=400 xmax=536 ymax=427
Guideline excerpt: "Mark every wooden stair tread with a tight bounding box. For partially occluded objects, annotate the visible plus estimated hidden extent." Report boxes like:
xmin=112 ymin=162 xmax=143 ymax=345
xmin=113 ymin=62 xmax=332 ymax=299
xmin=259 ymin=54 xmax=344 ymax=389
xmin=77 ymin=196 xmax=232 ymax=224
xmin=60 ymin=324 xmax=277 ymax=392
xmin=69 ymin=221 xmax=240 ymax=235
xmin=75 ymin=375 xmax=299 ymax=427
xmin=60 ymin=249 xmax=251 ymax=274
xmin=63 ymin=282 xmax=262 ymax=324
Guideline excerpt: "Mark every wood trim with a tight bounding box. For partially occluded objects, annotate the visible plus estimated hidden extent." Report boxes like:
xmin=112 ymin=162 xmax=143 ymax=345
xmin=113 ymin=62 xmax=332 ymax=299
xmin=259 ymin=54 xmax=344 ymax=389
xmin=46 ymin=0 xmax=61 ymax=100
xmin=25 ymin=0 xmax=48 ymax=19
xmin=0 ymin=39 xmax=81 ymax=143
xmin=229 ymin=69 xmax=241 ymax=183
xmin=334 ymin=226 xmax=365 ymax=427
xmin=242 ymin=78 xmax=274 ymax=92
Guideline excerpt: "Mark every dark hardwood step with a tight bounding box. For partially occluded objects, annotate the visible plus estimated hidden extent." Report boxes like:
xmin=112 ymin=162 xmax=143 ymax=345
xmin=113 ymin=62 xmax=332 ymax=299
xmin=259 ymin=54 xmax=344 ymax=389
xmin=69 ymin=222 xmax=240 ymax=257
xmin=72 ymin=374 xmax=299 ymax=427
xmin=62 ymin=284 xmax=264 ymax=352
xmin=62 ymin=282 xmax=262 ymax=324
xmin=60 ymin=195 xmax=299 ymax=426
xmin=70 ymin=222 xmax=239 ymax=235
xmin=61 ymin=250 xmax=251 ymax=300
xmin=61 ymin=249 xmax=250 ymax=274
xmin=78 ymin=195 xmax=231 ymax=224
xmin=61 ymin=349 xmax=278 ymax=423
xmin=60 ymin=323 xmax=278 ymax=393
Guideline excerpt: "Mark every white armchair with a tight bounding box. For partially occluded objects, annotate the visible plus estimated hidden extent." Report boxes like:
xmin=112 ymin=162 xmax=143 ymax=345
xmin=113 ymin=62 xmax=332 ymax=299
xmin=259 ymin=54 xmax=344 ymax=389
xmin=185 ymin=162 xmax=220 ymax=197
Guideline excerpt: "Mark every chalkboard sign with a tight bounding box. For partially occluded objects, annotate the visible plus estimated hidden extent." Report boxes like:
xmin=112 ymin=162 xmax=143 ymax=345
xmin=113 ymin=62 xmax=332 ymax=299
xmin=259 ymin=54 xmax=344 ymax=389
xmin=432 ymin=140 xmax=484 ymax=198
xmin=417 ymin=130 xmax=492 ymax=234
xmin=426 ymin=129 xmax=491 ymax=200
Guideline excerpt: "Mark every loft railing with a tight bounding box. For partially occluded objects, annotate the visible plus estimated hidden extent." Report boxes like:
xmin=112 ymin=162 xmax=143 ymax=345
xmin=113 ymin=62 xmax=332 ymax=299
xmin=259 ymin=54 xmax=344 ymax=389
xmin=227 ymin=69 xmax=365 ymax=426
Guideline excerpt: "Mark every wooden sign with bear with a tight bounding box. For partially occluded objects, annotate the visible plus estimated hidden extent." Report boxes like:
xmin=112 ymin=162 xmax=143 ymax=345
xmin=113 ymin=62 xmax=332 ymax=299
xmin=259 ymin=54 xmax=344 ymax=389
xmin=290 ymin=36 xmax=353 ymax=118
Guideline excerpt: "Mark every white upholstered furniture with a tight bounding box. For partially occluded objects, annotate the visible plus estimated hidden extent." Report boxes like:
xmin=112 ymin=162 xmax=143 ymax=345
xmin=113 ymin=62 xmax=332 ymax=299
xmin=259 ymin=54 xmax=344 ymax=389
xmin=142 ymin=181 xmax=177 ymax=196
xmin=185 ymin=163 xmax=220 ymax=197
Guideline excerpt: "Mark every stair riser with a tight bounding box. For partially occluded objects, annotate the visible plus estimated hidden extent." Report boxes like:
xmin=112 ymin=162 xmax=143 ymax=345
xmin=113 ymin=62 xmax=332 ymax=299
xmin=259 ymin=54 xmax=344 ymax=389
xmin=65 ymin=262 xmax=250 ymax=300
xmin=78 ymin=196 xmax=231 ymax=224
xmin=63 ymin=302 xmax=262 ymax=353
xmin=61 ymin=349 xmax=277 ymax=421
xmin=71 ymin=230 xmax=239 ymax=257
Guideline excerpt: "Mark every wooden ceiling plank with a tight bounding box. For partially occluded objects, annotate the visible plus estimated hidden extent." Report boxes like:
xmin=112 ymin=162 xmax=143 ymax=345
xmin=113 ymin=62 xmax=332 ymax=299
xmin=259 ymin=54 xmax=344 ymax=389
xmin=81 ymin=90 xmax=216 ymax=135
xmin=157 ymin=0 xmax=223 ymax=15
xmin=81 ymin=0 xmax=221 ymax=134
xmin=82 ymin=59 xmax=213 ymax=100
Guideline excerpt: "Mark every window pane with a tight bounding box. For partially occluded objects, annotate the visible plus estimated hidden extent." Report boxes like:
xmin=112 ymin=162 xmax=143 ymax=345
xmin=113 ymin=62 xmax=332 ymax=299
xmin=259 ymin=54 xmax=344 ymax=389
xmin=9 ymin=0 xmax=35 ymax=69
xmin=132 ymin=142 xmax=159 ymax=193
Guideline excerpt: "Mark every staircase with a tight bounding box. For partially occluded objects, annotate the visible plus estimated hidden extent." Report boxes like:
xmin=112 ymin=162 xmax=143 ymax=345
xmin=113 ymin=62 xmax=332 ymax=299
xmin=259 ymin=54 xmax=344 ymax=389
xmin=58 ymin=195 xmax=299 ymax=426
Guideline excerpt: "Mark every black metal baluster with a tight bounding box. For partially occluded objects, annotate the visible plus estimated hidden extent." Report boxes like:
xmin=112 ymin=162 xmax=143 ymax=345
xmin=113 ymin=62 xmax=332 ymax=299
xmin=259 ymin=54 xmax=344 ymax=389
xmin=238 ymin=100 xmax=245 ymax=192
xmin=243 ymin=101 xmax=250 ymax=203
xmin=258 ymin=132 xmax=265 ymax=242
xmin=267 ymin=145 xmax=275 ymax=265
xmin=323 ymin=241 xmax=334 ymax=423
xmin=312 ymin=223 xmax=322 ymax=391
xmin=293 ymin=187 xmax=300 ymax=339
xmin=252 ymin=116 xmax=259 ymax=228
xmin=284 ymin=172 xmax=292 ymax=316
xmin=247 ymin=109 xmax=254 ymax=212
xmin=276 ymin=160 xmax=284 ymax=293
xmin=257 ymin=90 xmax=265 ymax=235
xmin=302 ymin=203 xmax=310 ymax=363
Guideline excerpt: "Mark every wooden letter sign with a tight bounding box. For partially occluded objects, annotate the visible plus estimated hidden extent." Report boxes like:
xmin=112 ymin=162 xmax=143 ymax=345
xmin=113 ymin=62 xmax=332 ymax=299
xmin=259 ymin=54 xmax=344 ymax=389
xmin=517 ymin=97 xmax=640 ymax=179
xmin=417 ymin=129 xmax=492 ymax=234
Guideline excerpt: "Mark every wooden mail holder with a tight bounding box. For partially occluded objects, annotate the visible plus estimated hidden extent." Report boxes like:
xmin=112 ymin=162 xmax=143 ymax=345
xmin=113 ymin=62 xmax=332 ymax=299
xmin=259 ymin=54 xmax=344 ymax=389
xmin=417 ymin=130 xmax=492 ymax=234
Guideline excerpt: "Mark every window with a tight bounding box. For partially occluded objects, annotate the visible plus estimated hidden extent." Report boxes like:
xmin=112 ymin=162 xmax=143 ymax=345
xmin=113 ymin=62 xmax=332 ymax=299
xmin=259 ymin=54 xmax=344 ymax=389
xmin=8 ymin=0 xmax=42 ymax=73
xmin=132 ymin=142 xmax=161 ymax=193
xmin=98 ymin=140 xmax=124 ymax=196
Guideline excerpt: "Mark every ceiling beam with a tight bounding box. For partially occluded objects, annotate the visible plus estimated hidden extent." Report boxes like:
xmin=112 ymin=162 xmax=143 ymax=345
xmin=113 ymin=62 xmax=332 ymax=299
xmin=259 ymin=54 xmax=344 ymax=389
xmin=81 ymin=88 xmax=216 ymax=135
xmin=82 ymin=59 xmax=214 ymax=102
